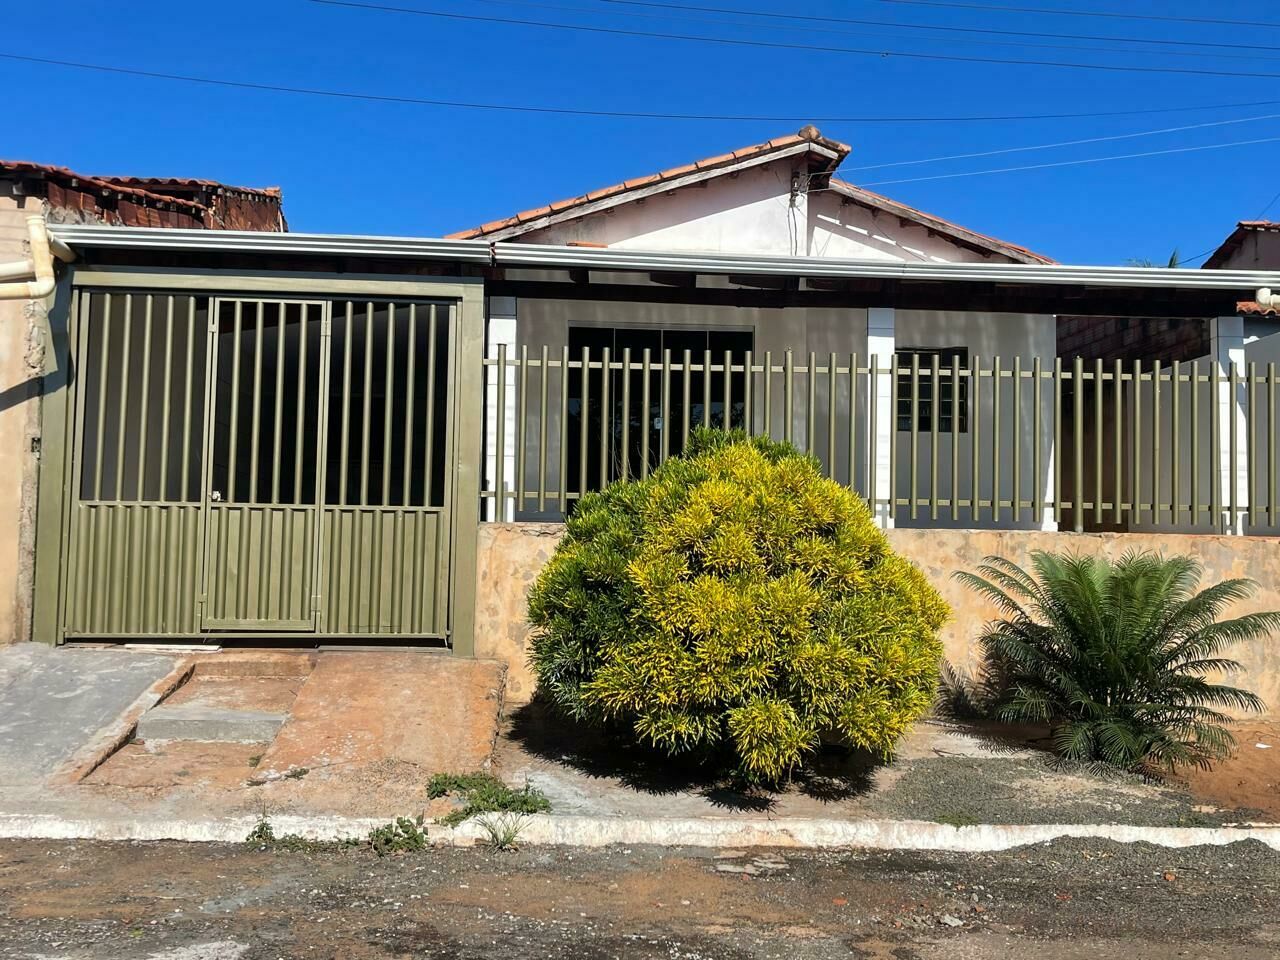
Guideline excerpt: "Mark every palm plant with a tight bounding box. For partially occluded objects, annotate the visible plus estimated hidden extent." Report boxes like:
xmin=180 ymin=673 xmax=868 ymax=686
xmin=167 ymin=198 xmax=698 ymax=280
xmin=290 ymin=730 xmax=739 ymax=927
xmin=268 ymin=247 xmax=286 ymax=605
xmin=955 ymin=551 xmax=1276 ymax=773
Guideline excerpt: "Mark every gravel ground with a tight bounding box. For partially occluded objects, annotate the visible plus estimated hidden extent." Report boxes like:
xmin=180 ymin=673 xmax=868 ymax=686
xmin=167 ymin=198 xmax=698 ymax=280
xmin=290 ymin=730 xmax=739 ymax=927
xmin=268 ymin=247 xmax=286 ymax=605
xmin=0 ymin=837 xmax=1276 ymax=959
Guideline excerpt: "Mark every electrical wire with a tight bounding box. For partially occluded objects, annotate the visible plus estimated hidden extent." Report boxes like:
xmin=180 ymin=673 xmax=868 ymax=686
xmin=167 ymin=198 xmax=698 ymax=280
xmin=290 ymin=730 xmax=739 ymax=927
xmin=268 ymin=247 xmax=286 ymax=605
xmin=857 ymin=136 xmax=1280 ymax=187
xmin=845 ymin=111 xmax=1280 ymax=171
xmin=9 ymin=51 xmax=1280 ymax=124
xmin=873 ymin=0 xmax=1280 ymax=29
xmin=309 ymin=0 xmax=1280 ymax=80
xmin=577 ymin=0 xmax=1273 ymax=53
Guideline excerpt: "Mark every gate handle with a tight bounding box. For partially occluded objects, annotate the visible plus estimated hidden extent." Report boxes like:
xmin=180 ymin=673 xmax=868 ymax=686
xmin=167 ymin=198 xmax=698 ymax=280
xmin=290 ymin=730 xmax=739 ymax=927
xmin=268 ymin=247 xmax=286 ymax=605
xmin=210 ymin=490 xmax=223 ymax=502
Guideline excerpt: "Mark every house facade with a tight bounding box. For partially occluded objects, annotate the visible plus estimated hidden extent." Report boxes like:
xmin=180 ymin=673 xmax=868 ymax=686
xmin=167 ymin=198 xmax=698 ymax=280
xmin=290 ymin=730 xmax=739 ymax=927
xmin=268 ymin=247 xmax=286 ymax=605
xmin=2 ymin=133 xmax=1279 ymax=706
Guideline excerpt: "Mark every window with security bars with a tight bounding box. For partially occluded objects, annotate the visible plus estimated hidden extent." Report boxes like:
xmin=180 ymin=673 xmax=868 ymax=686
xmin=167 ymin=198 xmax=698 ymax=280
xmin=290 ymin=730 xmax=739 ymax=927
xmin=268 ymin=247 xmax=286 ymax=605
xmin=895 ymin=347 xmax=969 ymax=433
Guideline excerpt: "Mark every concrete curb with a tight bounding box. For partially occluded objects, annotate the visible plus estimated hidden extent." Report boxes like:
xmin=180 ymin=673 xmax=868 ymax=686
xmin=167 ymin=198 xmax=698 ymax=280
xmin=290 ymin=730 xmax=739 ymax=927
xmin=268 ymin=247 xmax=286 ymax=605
xmin=1 ymin=813 xmax=1277 ymax=851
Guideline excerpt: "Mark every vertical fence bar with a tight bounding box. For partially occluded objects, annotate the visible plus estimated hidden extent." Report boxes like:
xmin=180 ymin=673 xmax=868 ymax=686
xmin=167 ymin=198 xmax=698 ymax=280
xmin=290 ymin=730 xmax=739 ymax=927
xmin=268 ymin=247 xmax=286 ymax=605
xmin=295 ymin=304 xmax=309 ymax=504
xmin=1190 ymin=360 xmax=1200 ymax=527
xmin=743 ymin=349 xmax=754 ymax=436
xmin=517 ymin=343 xmax=528 ymax=511
xmin=1132 ymin=359 xmax=1142 ymax=526
xmin=807 ymin=352 xmax=817 ymax=455
xmin=829 ymin=353 xmax=839 ymax=479
xmin=495 ymin=343 xmax=507 ymax=518
xmin=135 ymin=295 xmax=153 ymax=501
xmin=1171 ymin=360 xmax=1181 ymax=526
xmin=228 ymin=302 xmax=242 ymax=503
xmin=1210 ymin=358 xmax=1221 ymax=526
xmin=869 ymin=355 xmax=879 ymax=513
xmin=1249 ymin=360 xmax=1258 ymax=529
xmin=784 ymin=351 xmax=794 ymax=445
xmin=114 ymin=295 xmax=133 ymax=502
xmin=558 ymin=345 xmax=570 ymax=513
xmin=681 ymin=349 xmax=692 ymax=450
xmin=992 ymin=357 xmax=1002 ymax=524
xmin=538 ymin=345 xmax=549 ymax=511
xmin=249 ymin=302 xmax=264 ymax=505
xmin=724 ymin=349 xmax=734 ymax=434
xmin=1032 ymin=357 xmax=1042 ymax=527
xmin=338 ymin=303 xmax=353 ymax=507
xmin=640 ymin=348 xmax=651 ymax=479
xmin=579 ymin=345 xmax=590 ymax=500
xmin=181 ymin=298 xmax=196 ymax=501
xmin=620 ymin=348 xmax=631 ymax=482
xmin=701 ymin=349 xmax=712 ymax=429
xmin=849 ymin=353 xmax=860 ymax=495
xmin=92 ymin=293 xmax=112 ymax=500
xmin=763 ymin=350 xmax=773 ymax=440
xmin=382 ymin=304 xmax=396 ymax=506
xmin=1113 ymin=359 xmax=1123 ymax=526
xmin=1072 ymin=357 xmax=1084 ymax=532
xmin=1152 ymin=360 xmax=1162 ymax=524
xmin=1230 ymin=360 xmax=1241 ymax=530
xmin=951 ymin=354 xmax=961 ymax=522
xmin=1053 ymin=358 xmax=1062 ymax=528
xmin=158 ymin=297 xmax=174 ymax=501
xmin=1092 ymin=358 xmax=1103 ymax=526
xmin=599 ymin=346 xmax=611 ymax=491
xmin=402 ymin=305 xmax=417 ymax=505
xmin=970 ymin=354 xmax=981 ymax=525
xmin=909 ymin=353 xmax=919 ymax=521
xmin=659 ymin=348 xmax=671 ymax=466
xmin=1012 ymin=357 xmax=1022 ymax=524
xmin=889 ymin=354 xmax=899 ymax=524
xmin=929 ymin=353 xmax=940 ymax=521
xmin=271 ymin=303 xmax=286 ymax=504
xmin=359 ymin=302 xmax=374 ymax=507
xmin=423 ymin=305 xmax=438 ymax=506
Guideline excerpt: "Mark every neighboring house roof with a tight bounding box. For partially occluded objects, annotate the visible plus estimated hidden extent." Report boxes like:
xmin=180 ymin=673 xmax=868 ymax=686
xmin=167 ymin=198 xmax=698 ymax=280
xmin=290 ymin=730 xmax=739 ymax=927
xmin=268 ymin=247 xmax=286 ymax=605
xmin=0 ymin=160 xmax=286 ymax=231
xmin=1203 ymin=220 xmax=1279 ymax=315
xmin=1204 ymin=220 xmax=1279 ymax=269
xmin=825 ymin=179 xmax=1053 ymax=265
xmin=446 ymin=126 xmax=1051 ymax=264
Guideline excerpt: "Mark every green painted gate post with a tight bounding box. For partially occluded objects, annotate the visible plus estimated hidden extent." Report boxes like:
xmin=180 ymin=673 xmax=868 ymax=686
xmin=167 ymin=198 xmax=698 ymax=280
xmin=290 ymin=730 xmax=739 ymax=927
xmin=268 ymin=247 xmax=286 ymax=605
xmin=448 ymin=283 xmax=484 ymax=656
xmin=31 ymin=273 xmax=75 ymax=645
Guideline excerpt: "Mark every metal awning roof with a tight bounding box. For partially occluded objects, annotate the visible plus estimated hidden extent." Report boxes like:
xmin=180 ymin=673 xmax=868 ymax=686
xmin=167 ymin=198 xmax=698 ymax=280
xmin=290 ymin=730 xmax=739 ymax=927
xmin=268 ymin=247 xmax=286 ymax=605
xmin=50 ymin=224 xmax=1280 ymax=293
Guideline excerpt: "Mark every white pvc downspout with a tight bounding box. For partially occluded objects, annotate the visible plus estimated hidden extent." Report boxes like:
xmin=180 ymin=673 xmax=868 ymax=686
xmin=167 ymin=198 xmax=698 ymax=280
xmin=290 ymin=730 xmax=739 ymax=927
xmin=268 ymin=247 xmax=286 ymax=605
xmin=0 ymin=216 xmax=70 ymax=301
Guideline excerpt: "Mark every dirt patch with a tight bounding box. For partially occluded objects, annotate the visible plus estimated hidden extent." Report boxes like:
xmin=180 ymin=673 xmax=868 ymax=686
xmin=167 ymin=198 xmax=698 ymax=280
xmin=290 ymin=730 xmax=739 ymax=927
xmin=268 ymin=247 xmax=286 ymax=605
xmin=84 ymin=740 xmax=266 ymax=791
xmin=0 ymin=839 xmax=1277 ymax=959
xmin=1176 ymin=719 xmax=1280 ymax=821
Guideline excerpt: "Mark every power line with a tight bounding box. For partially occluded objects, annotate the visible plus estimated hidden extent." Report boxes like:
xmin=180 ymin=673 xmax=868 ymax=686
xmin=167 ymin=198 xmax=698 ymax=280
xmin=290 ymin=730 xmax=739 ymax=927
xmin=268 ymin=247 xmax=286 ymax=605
xmin=873 ymin=0 xmax=1280 ymax=29
xmin=8 ymin=51 xmax=1280 ymax=124
xmin=579 ymin=0 xmax=1271 ymax=54
xmin=1258 ymin=188 xmax=1280 ymax=220
xmin=857 ymin=136 xmax=1280 ymax=187
xmin=846 ymin=111 xmax=1280 ymax=171
xmin=309 ymin=0 xmax=1280 ymax=80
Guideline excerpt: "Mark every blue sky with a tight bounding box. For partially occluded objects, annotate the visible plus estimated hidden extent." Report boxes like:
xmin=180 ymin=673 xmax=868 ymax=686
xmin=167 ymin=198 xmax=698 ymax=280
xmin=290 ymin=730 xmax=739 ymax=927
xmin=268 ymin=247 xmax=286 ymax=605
xmin=5 ymin=0 xmax=1279 ymax=265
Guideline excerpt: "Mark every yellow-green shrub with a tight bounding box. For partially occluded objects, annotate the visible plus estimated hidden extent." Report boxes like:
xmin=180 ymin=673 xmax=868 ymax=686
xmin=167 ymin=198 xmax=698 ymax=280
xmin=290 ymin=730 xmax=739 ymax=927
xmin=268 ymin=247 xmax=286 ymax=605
xmin=527 ymin=430 xmax=948 ymax=781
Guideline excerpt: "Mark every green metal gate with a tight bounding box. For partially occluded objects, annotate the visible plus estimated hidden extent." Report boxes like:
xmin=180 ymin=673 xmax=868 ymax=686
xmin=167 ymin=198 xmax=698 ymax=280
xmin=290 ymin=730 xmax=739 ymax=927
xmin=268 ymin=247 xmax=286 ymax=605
xmin=51 ymin=278 xmax=474 ymax=646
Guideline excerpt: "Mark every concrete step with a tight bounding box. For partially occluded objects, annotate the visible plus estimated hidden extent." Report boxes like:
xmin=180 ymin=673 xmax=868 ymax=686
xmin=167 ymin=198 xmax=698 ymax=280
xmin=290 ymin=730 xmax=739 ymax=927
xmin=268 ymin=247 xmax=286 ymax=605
xmin=135 ymin=702 xmax=285 ymax=743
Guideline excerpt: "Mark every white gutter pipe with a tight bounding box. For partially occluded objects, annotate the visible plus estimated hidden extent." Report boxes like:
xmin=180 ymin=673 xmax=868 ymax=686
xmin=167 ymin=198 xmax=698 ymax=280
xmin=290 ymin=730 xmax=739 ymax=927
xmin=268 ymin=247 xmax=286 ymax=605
xmin=0 ymin=216 xmax=63 ymax=301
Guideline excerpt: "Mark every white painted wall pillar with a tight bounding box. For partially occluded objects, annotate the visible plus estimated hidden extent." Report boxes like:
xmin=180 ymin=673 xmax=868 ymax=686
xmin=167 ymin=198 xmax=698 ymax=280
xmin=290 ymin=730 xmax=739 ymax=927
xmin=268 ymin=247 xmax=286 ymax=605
xmin=868 ymin=307 xmax=895 ymax=528
xmin=484 ymin=297 xmax=518 ymax=522
xmin=1211 ymin=316 xmax=1249 ymax=535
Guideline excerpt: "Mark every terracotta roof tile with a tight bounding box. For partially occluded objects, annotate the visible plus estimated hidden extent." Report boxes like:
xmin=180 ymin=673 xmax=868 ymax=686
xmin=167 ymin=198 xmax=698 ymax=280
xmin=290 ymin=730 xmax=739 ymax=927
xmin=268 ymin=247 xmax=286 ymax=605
xmin=446 ymin=126 xmax=852 ymax=240
xmin=1238 ymin=300 xmax=1278 ymax=316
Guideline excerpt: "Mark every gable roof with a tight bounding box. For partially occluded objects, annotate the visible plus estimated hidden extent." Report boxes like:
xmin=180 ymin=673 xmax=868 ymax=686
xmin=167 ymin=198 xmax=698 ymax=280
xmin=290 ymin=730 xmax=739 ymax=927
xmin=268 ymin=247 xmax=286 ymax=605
xmin=446 ymin=126 xmax=1052 ymax=264
xmin=826 ymin=179 xmax=1053 ymax=265
xmin=1204 ymin=219 xmax=1279 ymax=270
xmin=448 ymin=126 xmax=849 ymax=241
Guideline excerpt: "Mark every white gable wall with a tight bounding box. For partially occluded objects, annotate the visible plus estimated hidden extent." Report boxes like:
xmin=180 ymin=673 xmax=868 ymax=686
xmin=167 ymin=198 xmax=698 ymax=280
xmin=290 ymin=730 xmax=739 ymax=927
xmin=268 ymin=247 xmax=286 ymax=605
xmin=518 ymin=157 xmax=1010 ymax=264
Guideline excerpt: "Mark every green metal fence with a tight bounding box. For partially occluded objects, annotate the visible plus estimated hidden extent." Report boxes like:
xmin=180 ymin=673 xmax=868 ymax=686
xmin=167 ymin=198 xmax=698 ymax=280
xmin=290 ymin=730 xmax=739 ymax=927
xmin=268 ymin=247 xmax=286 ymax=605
xmin=482 ymin=347 xmax=1280 ymax=534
